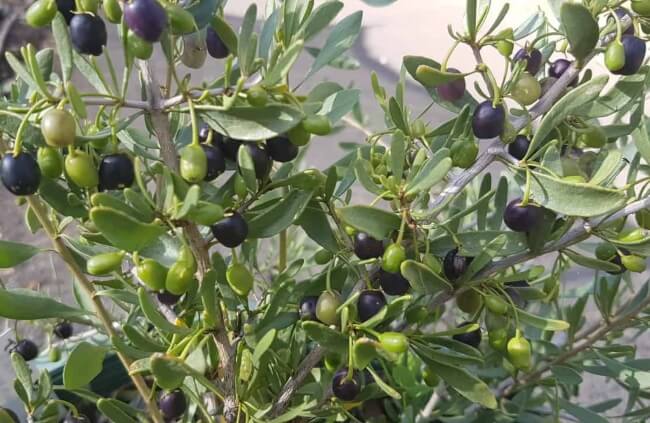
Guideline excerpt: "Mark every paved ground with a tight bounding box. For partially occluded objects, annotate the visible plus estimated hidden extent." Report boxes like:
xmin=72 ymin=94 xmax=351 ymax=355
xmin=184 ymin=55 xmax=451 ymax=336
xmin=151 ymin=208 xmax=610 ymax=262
xmin=0 ymin=0 xmax=648 ymax=418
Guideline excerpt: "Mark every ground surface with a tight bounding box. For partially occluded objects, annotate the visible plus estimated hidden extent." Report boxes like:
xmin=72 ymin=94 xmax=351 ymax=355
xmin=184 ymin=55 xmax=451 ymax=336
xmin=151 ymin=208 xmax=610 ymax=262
xmin=0 ymin=0 xmax=648 ymax=419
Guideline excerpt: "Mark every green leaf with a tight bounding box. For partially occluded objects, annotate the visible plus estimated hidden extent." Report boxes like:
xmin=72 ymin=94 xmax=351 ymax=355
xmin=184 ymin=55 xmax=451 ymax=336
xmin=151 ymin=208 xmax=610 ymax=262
xmin=560 ymin=3 xmax=599 ymax=61
xmin=200 ymin=104 xmax=303 ymax=141
xmin=51 ymin=14 xmax=72 ymax=82
xmin=302 ymin=321 xmax=348 ymax=353
xmin=38 ymin=178 xmax=87 ymax=218
xmin=590 ymin=150 xmax=625 ymax=186
xmin=390 ymin=131 xmax=406 ymax=180
xmin=527 ymin=76 xmax=608 ymax=158
xmin=297 ymin=203 xmax=339 ymax=251
xmin=559 ymin=398 xmax=608 ymax=423
xmin=186 ymin=0 xmax=217 ymax=29
xmin=515 ymin=170 xmax=626 ymax=217
xmin=422 ymin=360 xmax=496 ymax=409
xmin=458 ymin=234 xmax=507 ymax=283
xmin=211 ymin=14 xmax=238 ymax=54
xmin=303 ymin=1 xmax=344 ymax=41
xmin=518 ymin=308 xmax=569 ymax=331
xmin=238 ymin=4 xmax=257 ymax=76
xmin=308 ymin=11 xmax=363 ymax=78
xmin=137 ymin=288 xmax=191 ymax=335
xmin=150 ymin=354 xmax=186 ymax=390
xmin=337 ymin=205 xmax=400 ymax=240
xmin=405 ymin=149 xmax=451 ymax=196
xmin=634 ymin=120 xmax=650 ymax=164
xmin=264 ymin=40 xmax=303 ymax=86
xmin=317 ymin=88 xmax=360 ymax=124
xmin=0 ymin=289 xmax=89 ymax=321
xmin=563 ymin=249 xmax=621 ymax=272
xmin=63 ymin=342 xmax=107 ymax=389
xmin=551 ymin=365 xmax=583 ymax=385
xmin=90 ymin=207 xmax=166 ymax=252
xmin=577 ymin=67 xmax=649 ymax=118
xmin=11 ymin=353 xmax=33 ymax=400
xmin=400 ymin=260 xmax=452 ymax=295
xmin=367 ymin=367 xmax=401 ymax=399
xmin=123 ymin=325 xmax=166 ymax=352
xmin=97 ymin=399 xmax=138 ymax=423
xmin=237 ymin=146 xmax=258 ymax=193
xmin=252 ymin=329 xmax=276 ymax=364
xmin=354 ymin=159 xmax=383 ymax=195
xmin=429 ymin=231 xmax=527 ymax=257
xmin=0 ymin=240 xmax=40 ymax=268
xmin=248 ymin=190 xmax=314 ymax=238
xmin=414 ymin=64 xmax=466 ymax=88
xmin=5 ymin=52 xmax=38 ymax=92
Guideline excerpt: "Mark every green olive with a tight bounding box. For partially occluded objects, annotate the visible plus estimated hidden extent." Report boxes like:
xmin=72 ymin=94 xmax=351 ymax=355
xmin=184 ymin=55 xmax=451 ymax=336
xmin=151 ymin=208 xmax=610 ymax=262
xmin=488 ymin=328 xmax=509 ymax=352
xmin=315 ymin=291 xmax=341 ymax=325
xmin=37 ymin=146 xmax=63 ymax=179
xmin=605 ymin=41 xmax=626 ymax=72
xmin=456 ymin=290 xmax=482 ymax=314
xmin=422 ymin=367 xmax=439 ymax=387
xmin=381 ymin=243 xmax=406 ymax=273
xmin=485 ymin=294 xmax=508 ymax=315
xmin=78 ymin=0 xmax=99 ymax=13
xmin=87 ymin=251 xmax=125 ymax=275
xmin=621 ymin=255 xmax=647 ymax=273
xmin=65 ymin=151 xmax=99 ymax=188
xmin=127 ymin=31 xmax=154 ymax=60
xmin=164 ymin=3 xmax=196 ymax=35
xmin=165 ymin=260 xmax=195 ymax=295
xmin=314 ymin=249 xmax=334 ymax=265
xmin=511 ymin=72 xmax=541 ymax=106
xmin=618 ymin=228 xmax=645 ymax=243
xmin=287 ymin=125 xmax=311 ymax=146
xmin=226 ymin=263 xmax=254 ymax=297
xmin=301 ymin=115 xmax=332 ymax=136
xmin=136 ymin=259 xmax=168 ymax=291
xmin=103 ymin=0 xmax=123 ymax=23
xmin=41 ymin=109 xmax=76 ymax=147
xmin=25 ymin=0 xmax=57 ymax=28
xmin=247 ymin=85 xmax=269 ymax=107
xmin=180 ymin=144 xmax=208 ymax=183
xmin=595 ymin=242 xmax=617 ymax=261
xmin=507 ymin=333 xmax=532 ymax=370
xmin=577 ymin=125 xmax=607 ymax=148
xmin=378 ymin=332 xmax=408 ymax=354
xmin=450 ymin=139 xmax=479 ymax=169
xmin=233 ymin=173 xmax=248 ymax=198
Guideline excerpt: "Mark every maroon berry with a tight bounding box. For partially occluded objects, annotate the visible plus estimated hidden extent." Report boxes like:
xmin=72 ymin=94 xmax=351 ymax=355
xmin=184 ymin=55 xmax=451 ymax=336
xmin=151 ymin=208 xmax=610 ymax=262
xmin=124 ymin=0 xmax=168 ymax=43
xmin=436 ymin=68 xmax=466 ymax=102
xmin=159 ymin=390 xmax=187 ymax=420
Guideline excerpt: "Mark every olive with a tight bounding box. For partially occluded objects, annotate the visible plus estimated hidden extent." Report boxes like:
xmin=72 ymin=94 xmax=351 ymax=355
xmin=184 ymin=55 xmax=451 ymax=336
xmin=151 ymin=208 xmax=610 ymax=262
xmin=37 ymin=146 xmax=64 ymax=178
xmin=315 ymin=291 xmax=341 ymax=325
xmin=456 ymin=289 xmax=482 ymax=314
xmin=436 ymin=68 xmax=465 ymax=102
xmin=452 ymin=322 xmax=481 ymax=349
xmin=165 ymin=260 xmax=194 ymax=296
xmin=548 ymin=59 xmax=577 ymax=86
xmin=507 ymin=334 xmax=532 ymax=370
xmin=215 ymin=137 xmax=242 ymax=161
xmin=606 ymin=254 xmax=626 ymax=275
xmin=239 ymin=143 xmax=271 ymax=180
xmin=103 ymin=0 xmax=122 ymax=23
xmin=136 ymin=258 xmax=168 ymax=291
xmin=70 ymin=13 xmax=107 ymax=56
xmin=206 ymin=27 xmax=229 ymax=58
xmin=1 ymin=152 xmax=41 ymax=196
xmin=605 ymin=41 xmax=626 ymax=72
xmin=596 ymin=242 xmax=618 ymax=261
xmin=357 ymin=290 xmax=386 ymax=322
xmin=53 ymin=321 xmax=73 ymax=339
xmin=179 ymin=144 xmax=208 ymax=183
xmin=353 ymin=232 xmax=384 ymax=260
xmin=299 ymin=296 xmax=318 ymax=321
xmin=381 ymin=243 xmax=406 ymax=273
xmin=181 ymin=31 xmax=208 ymax=69
xmin=157 ymin=290 xmax=181 ymax=305
xmin=211 ymin=212 xmax=248 ymax=248
xmin=495 ymin=28 xmax=514 ymax=57
xmin=126 ymin=31 xmax=153 ymax=60
xmin=578 ymin=125 xmax=607 ymax=148
xmin=124 ymin=0 xmax=168 ymax=43
xmin=332 ymin=368 xmax=361 ymax=401
xmin=505 ymin=280 xmax=529 ymax=309
xmin=159 ymin=389 xmax=187 ymax=420
xmin=613 ymin=8 xmax=635 ymax=36
xmin=488 ymin=328 xmax=508 ymax=352
xmin=65 ymin=150 xmax=98 ymax=188
xmin=266 ymin=136 xmax=299 ymax=163
xmin=612 ymin=35 xmax=646 ymax=75
xmin=98 ymin=153 xmax=134 ymax=190
xmin=508 ymin=135 xmax=530 ymax=160
xmin=14 ymin=339 xmax=39 ymax=361
xmin=287 ymin=125 xmax=311 ymax=147
xmin=26 ymin=0 xmax=58 ymax=28
xmin=314 ymin=249 xmax=333 ymax=265
xmin=164 ymin=3 xmax=195 ymax=35
xmin=513 ymin=48 xmax=543 ymax=75
xmin=247 ymin=85 xmax=269 ymax=107
xmin=41 ymin=109 xmax=76 ymax=147
xmin=485 ymin=294 xmax=508 ymax=315
xmin=374 ymin=269 xmax=410 ymax=296
xmin=201 ymin=144 xmax=226 ymax=181
xmin=443 ymin=249 xmax=471 ymax=282
xmin=378 ymin=332 xmax=408 ymax=354
xmin=56 ymin=0 xmax=76 ymax=24
xmin=510 ymin=72 xmax=541 ymax=105
xmin=301 ymin=115 xmax=332 ymax=136
xmin=450 ymin=138 xmax=478 ymax=169
xmin=87 ymin=251 xmax=125 ymax=275
xmin=621 ymin=254 xmax=647 ymax=273
xmin=503 ymin=199 xmax=543 ymax=232
xmin=226 ymin=263 xmax=254 ymax=297
xmin=472 ymin=101 xmax=505 ymax=139
xmin=198 ymin=123 xmax=212 ymax=142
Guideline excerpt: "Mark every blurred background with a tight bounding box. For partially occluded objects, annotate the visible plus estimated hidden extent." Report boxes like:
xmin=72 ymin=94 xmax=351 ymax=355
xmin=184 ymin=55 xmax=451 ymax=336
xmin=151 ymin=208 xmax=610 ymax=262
xmin=0 ymin=0 xmax=647 ymax=417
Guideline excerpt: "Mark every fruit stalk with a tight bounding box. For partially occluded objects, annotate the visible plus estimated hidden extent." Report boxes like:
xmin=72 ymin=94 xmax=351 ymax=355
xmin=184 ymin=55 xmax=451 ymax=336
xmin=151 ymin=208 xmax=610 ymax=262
xmin=26 ymin=196 xmax=165 ymax=423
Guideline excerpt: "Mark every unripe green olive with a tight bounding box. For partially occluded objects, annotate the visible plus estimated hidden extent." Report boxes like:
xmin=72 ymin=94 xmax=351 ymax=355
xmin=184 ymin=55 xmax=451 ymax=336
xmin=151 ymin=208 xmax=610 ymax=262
xmin=578 ymin=125 xmax=607 ymax=148
xmin=315 ymin=291 xmax=341 ymax=326
xmin=422 ymin=367 xmax=439 ymax=387
xmin=78 ymin=0 xmax=99 ymax=13
xmin=301 ymin=115 xmax=332 ymax=136
xmin=314 ymin=249 xmax=333 ymax=265
xmin=37 ymin=146 xmax=63 ymax=178
xmin=180 ymin=144 xmax=208 ymax=183
xmin=378 ymin=332 xmax=408 ymax=354
xmin=450 ymin=139 xmax=478 ymax=169
xmin=510 ymin=72 xmax=541 ymax=106
xmin=287 ymin=125 xmax=311 ymax=146
xmin=233 ymin=173 xmax=248 ymax=198
xmin=25 ymin=0 xmax=57 ymax=28
xmin=605 ymin=41 xmax=626 ymax=72
xmin=507 ymin=333 xmax=532 ymax=370
xmin=136 ymin=259 xmax=168 ymax=291
xmin=495 ymin=28 xmax=514 ymax=56
xmin=87 ymin=251 xmax=125 ymax=275
xmin=595 ymin=242 xmax=618 ymax=261
xmin=621 ymin=255 xmax=647 ymax=273
xmin=247 ymin=85 xmax=269 ymax=107
xmin=456 ymin=290 xmax=482 ymax=314
xmin=165 ymin=260 xmax=195 ymax=295
xmin=485 ymin=294 xmax=508 ymax=315
xmin=226 ymin=263 xmax=254 ymax=297
xmin=164 ymin=3 xmax=196 ymax=35
xmin=127 ymin=31 xmax=154 ymax=60
xmin=488 ymin=328 xmax=508 ymax=352
xmin=103 ymin=0 xmax=123 ymax=23
xmin=41 ymin=109 xmax=76 ymax=147
xmin=618 ymin=228 xmax=645 ymax=243
xmin=65 ymin=151 xmax=99 ymax=188
xmin=381 ymin=243 xmax=406 ymax=273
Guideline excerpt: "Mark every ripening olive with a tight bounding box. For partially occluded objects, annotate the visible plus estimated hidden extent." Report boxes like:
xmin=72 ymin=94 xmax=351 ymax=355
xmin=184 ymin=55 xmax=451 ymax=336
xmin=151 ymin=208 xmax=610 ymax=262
xmin=508 ymin=135 xmax=530 ymax=160
xmin=443 ymin=248 xmax=471 ymax=282
xmin=287 ymin=124 xmax=311 ymax=147
xmin=211 ymin=212 xmax=248 ymax=248
xmin=299 ymin=296 xmax=318 ymax=321
xmin=180 ymin=144 xmax=208 ymax=183
xmin=613 ymin=35 xmax=646 ymax=76
xmin=65 ymin=151 xmax=99 ymax=188
xmin=578 ymin=125 xmax=607 ymax=148
xmin=123 ymin=0 xmax=168 ymax=43
xmin=507 ymin=334 xmax=532 ymax=370
xmin=436 ymin=68 xmax=466 ymax=102
xmin=513 ymin=48 xmax=542 ymax=75
xmin=41 ymin=109 xmax=76 ymax=147
xmin=206 ymin=27 xmax=229 ymax=58
xmin=159 ymin=390 xmax=187 ymax=420
xmin=450 ymin=138 xmax=478 ymax=169
xmin=503 ymin=199 xmax=544 ymax=233
xmin=375 ymin=269 xmax=411 ymax=295
xmin=510 ymin=72 xmax=541 ymax=106
xmin=315 ymin=291 xmax=341 ymax=326
xmin=456 ymin=290 xmax=482 ymax=314
xmin=485 ymin=294 xmax=508 ymax=315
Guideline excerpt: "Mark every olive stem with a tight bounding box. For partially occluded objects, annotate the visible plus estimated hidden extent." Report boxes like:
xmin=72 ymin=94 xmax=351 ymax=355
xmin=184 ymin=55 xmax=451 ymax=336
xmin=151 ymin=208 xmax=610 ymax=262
xmin=520 ymin=167 xmax=532 ymax=206
xmin=609 ymin=8 xmax=623 ymax=43
xmin=441 ymin=39 xmax=461 ymax=71
xmin=396 ymin=209 xmax=408 ymax=245
xmin=26 ymin=196 xmax=165 ymax=423
xmin=11 ymin=100 xmax=47 ymax=156
xmin=186 ymin=96 xmax=200 ymax=146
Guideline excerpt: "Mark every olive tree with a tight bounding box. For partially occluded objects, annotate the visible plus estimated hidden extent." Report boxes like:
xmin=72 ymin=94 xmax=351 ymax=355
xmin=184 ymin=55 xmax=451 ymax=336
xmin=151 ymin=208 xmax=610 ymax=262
xmin=1 ymin=0 xmax=650 ymax=421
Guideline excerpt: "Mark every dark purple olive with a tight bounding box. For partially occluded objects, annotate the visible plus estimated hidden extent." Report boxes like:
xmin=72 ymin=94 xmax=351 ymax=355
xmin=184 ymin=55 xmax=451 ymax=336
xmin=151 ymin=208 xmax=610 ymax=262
xmin=239 ymin=144 xmax=271 ymax=180
xmin=503 ymin=198 xmax=544 ymax=232
xmin=613 ymin=35 xmax=647 ymax=76
xmin=201 ymin=144 xmax=225 ymax=181
xmin=299 ymin=296 xmax=318 ymax=321
xmin=198 ymin=123 xmax=211 ymax=142
xmin=376 ymin=269 xmax=410 ymax=295
xmin=124 ymin=0 xmax=167 ymax=43
xmin=211 ymin=212 xmax=248 ymax=248
xmin=508 ymin=135 xmax=530 ymax=160
xmin=215 ymin=137 xmax=242 ymax=161
xmin=54 ymin=321 xmax=73 ymax=339
xmin=98 ymin=153 xmax=134 ymax=190
xmin=14 ymin=339 xmax=38 ymax=361
xmin=69 ymin=13 xmax=107 ymax=56
xmin=548 ymin=59 xmax=577 ymax=86
xmin=266 ymin=136 xmax=299 ymax=163
xmin=443 ymin=249 xmax=472 ymax=282
xmin=513 ymin=48 xmax=543 ymax=75
xmin=332 ymin=368 xmax=361 ymax=401
xmin=472 ymin=101 xmax=505 ymax=139
xmin=357 ymin=290 xmax=386 ymax=322
xmin=452 ymin=322 xmax=482 ymax=349
xmin=614 ymin=8 xmax=635 ymax=36
xmin=56 ymin=0 xmax=76 ymax=24
xmin=159 ymin=389 xmax=187 ymax=420
xmin=353 ymin=232 xmax=384 ymax=260
xmin=436 ymin=68 xmax=466 ymax=102
xmin=1 ymin=152 xmax=41 ymax=196
xmin=206 ymin=27 xmax=229 ymax=58
xmin=157 ymin=290 xmax=181 ymax=305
